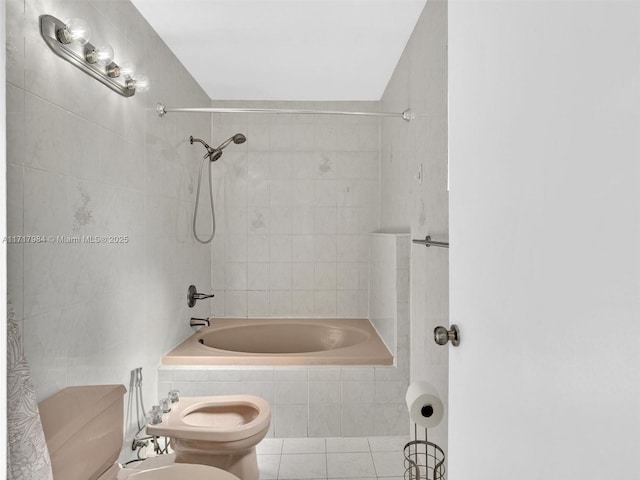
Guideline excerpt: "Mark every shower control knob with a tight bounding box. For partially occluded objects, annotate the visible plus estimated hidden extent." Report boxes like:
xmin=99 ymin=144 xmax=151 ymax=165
xmin=434 ymin=325 xmax=460 ymax=347
xmin=187 ymin=285 xmax=215 ymax=308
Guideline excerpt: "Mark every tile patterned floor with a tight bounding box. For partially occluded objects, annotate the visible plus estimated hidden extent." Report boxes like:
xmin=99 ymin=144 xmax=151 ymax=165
xmin=256 ymin=436 xmax=408 ymax=480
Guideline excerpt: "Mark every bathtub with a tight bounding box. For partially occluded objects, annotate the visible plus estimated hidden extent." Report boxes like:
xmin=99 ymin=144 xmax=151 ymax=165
xmin=162 ymin=318 xmax=393 ymax=366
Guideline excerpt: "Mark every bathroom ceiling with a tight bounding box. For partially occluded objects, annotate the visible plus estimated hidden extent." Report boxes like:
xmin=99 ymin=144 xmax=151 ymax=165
xmin=130 ymin=0 xmax=427 ymax=101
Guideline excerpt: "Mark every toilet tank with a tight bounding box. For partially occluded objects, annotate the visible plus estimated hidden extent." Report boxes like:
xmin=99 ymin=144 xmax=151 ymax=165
xmin=38 ymin=385 xmax=127 ymax=480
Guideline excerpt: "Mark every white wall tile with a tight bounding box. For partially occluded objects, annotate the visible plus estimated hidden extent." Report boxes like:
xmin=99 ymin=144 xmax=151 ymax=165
xmin=292 ymin=236 xmax=315 ymax=262
xmin=248 ymin=235 xmax=270 ymax=262
xmin=269 ymin=263 xmax=291 ymax=290
xmin=308 ymin=404 xmax=342 ymax=437
xmin=270 ymin=235 xmax=292 ymax=262
xmin=373 ymin=404 xmax=408 ymax=436
xmin=309 ymin=381 xmax=341 ymax=404
xmin=274 ymin=405 xmax=308 ymax=438
xmin=337 ymin=263 xmax=359 ymax=290
xmin=342 ymin=367 xmax=375 ymax=382
xmin=291 ymin=152 xmax=316 ymax=178
xmin=269 ymin=291 xmax=292 ymax=316
xmin=291 ymin=207 xmax=315 ymax=234
xmin=374 ymin=381 xmax=409 ymax=404
xmin=247 ymin=124 xmax=270 ymax=151
xmin=269 ymin=207 xmax=292 ymax=234
xmin=314 ymin=291 xmax=337 ymax=316
xmin=225 ymin=291 xmax=248 ymax=317
xmin=314 ymin=263 xmax=337 ymax=290
xmin=292 ymin=263 xmax=315 ymax=290
xmin=276 ymin=382 xmax=310 ymax=405
xmin=225 ymin=263 xmax=248 ymax=290
xmin=248 ymin=263 xmax=270 ymax=290
xmin=275 ymin=368 xmax=308 ymax=382
xmin=249 ymin=207 xmax=269 ymax=234
xmin=314 ymin=236 xmax=337 ymax=262
xmin=342 ymin=381 xmax=375 ymax=404
xmin=248 ymin=291 xmax=270 ymax=316
xmin=270 ymin=180 xmax=292 ymax=206
xmin=341 ymin=404 xmax=376 ymax=437
xmin=313 ymin=206 xmax=338 ymax=236
xmin=336 ymin=291 xmax=359 ymax=318
xmin=308 ymin=368 xmax=341 ymax=382
xmin=292 ymin=290 xmax=315 ymax=316
xmin=269 ymin=150 xmax=293 ymax=177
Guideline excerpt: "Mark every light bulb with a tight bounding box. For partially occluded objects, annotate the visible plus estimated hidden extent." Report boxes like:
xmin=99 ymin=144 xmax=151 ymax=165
xmin=58 ymin=17 xmax=91 ymax=45
xmin=132 ymin=74 xmax=150 ymax=93
xmin=119 ymin=61 xmax=136 ymax=79
xmin=86 ymin=44 xmax=114 ymax=66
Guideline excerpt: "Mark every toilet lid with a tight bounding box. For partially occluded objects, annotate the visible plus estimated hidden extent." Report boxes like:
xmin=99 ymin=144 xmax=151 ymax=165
xmin=128 ymin=464 xmax=241 ymax=480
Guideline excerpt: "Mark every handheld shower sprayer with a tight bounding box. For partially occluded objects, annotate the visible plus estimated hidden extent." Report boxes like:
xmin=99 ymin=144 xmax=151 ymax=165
xmin=189 ymin=133 xmax=247 ymax=244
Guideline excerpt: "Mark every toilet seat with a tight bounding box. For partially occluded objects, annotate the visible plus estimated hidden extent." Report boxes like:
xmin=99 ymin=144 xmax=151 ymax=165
xmin=147 ymin=395 xmax=270 ymax=442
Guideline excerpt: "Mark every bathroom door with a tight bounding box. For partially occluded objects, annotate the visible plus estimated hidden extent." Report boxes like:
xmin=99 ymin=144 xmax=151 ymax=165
xmin=448 ymin=1 xmax=640 ymax=478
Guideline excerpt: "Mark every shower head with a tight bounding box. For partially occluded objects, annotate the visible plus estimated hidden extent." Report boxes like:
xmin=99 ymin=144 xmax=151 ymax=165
xmin=232 ymin=133 xmax=247 ymax=144
xmin=190 ymin=133 xmax=247 ymax=162
xmin=215 ymin=133 xmax=247 ymax=151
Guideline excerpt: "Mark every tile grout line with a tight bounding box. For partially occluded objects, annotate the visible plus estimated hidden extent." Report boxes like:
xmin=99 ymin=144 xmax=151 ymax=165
xmin=276 ymin=438 xmax=284 ymax=480
xmin=324 ymin=438 xmax=329 ymax=480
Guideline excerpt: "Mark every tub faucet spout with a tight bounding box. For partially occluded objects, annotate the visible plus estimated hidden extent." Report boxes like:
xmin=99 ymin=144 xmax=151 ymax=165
xmin=190 ymin=317 xmax=211 ymax=328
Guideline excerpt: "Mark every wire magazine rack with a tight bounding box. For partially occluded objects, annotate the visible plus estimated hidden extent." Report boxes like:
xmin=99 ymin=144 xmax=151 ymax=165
xmin=403 ymin=424 xmax=446 ymax=480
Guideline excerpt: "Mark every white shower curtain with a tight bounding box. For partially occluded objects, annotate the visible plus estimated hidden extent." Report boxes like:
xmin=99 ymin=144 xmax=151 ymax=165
xmin=7 ymin=301 xmax=54 ymax=480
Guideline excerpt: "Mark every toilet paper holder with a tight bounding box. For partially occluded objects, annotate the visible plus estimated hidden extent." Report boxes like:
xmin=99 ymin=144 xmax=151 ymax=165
xmin=404 ymin=424 xmax=446 ymax=480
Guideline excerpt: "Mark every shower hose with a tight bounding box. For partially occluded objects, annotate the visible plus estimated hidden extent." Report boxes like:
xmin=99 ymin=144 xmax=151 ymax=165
xmin=193 ymin=154 xmax=215 ymax=244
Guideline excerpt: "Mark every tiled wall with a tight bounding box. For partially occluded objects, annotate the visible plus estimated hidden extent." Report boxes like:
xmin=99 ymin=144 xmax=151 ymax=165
xmin=369 ymin=234 xmax=410 ymax=358
xmin=5 ymin=0 xmax=212 ymax=411
xmin=380 ymin=0 xmax=449 ymax=450
xmin=159 ymin=365 xmax=408 ymax=438
xmin=207 ymin=101 xmax=380 ymax=318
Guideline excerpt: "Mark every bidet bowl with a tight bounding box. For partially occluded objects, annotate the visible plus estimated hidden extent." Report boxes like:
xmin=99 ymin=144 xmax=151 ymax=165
xmin=146 ymin=395 xmax=271 ymax=442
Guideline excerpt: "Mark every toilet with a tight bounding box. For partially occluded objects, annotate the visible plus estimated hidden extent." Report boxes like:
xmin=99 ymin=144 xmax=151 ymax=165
xmin=37 ymin=384 xmax=240 ymax=480
xmin=146 ymin=395 xmax=271 ymax=480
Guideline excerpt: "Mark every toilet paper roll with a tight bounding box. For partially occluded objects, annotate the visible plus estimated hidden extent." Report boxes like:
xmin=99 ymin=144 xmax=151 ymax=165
xmin=405 ymin=381 xmax=444 ymax=429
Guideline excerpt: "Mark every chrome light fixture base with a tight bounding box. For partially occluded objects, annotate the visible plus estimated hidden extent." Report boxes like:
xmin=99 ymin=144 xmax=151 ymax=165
xmin=39 ymin=14 xmax=135 ymax=97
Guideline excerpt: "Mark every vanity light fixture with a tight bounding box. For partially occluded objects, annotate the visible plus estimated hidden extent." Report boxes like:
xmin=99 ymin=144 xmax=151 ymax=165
xmin=40 ymin=14 xmax=149 ymax=97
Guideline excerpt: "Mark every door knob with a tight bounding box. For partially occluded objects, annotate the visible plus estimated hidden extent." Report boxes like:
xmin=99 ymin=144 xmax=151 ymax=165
xmin=434 ymin=325 xmax=460 ymax=347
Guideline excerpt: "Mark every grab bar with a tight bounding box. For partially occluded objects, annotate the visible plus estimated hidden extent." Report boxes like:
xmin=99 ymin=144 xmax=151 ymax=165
xmin=412 ymin=236 xmax=449 ymax=249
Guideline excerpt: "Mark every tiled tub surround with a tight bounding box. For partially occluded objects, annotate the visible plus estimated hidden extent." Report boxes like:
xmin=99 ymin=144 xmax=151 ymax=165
xmin=368 ymin=234 xmax=410 ymax=359
xmin=159 ymin=365 xmax=409 ymax=438
xmin=207 ymin=100 xmax=380 ymax=319
xmin=159 ymin=233 xmax=410 ymax=437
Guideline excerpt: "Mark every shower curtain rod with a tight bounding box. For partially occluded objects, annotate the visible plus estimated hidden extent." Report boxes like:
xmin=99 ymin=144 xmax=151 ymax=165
xmin=156 ymin=103 xmax=415 ymax=122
